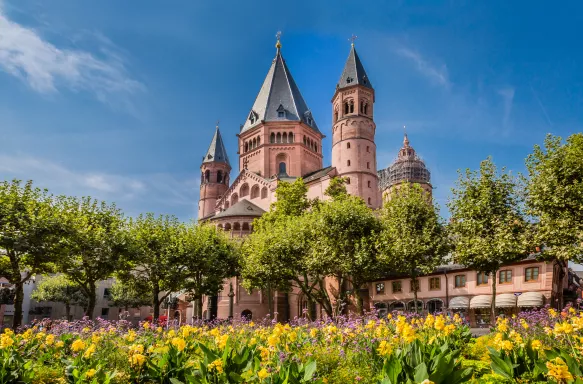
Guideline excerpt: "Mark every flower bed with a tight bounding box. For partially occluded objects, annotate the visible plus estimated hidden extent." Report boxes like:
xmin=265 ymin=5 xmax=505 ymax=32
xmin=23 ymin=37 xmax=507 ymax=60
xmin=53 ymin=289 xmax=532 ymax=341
xmin=0 ymin=308 xmax=581 ymax=383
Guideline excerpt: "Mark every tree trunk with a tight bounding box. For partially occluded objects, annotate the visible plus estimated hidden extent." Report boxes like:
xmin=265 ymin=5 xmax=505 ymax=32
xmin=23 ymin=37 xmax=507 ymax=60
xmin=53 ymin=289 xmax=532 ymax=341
xmin=353 ymin=281 xmax=363 ymax=315
xmin=12 ymin=281 xmax=24 ymax=329
xmin=413 ymin=286 xmax=419 ymax=315
xmin=266 ymin=283 xmax=274 ymax=319
xmin=196 ymin=295 xmax=204 ymax=320
xmin=491 ymin=271 xmax=497 ymax=325
xmin=317 ymin=279 xmax=334 ymax=319
xmin=307 ymin=298 xmax=317 ymax=321
xmin=65 ymin=303 xmax=71 ymax=321
xmin=85 ymin=281 xmax=96 ymax=319
xmin=556 ymin=260 xmax=567 ymax=310
xmin=152 ymin=284 xmax=160 ymax=322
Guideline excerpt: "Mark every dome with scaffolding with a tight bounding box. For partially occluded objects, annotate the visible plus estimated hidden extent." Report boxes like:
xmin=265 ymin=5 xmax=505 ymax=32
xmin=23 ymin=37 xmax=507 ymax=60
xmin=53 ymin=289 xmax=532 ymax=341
xmin=378 ymin=134 xmax=431 ymax=191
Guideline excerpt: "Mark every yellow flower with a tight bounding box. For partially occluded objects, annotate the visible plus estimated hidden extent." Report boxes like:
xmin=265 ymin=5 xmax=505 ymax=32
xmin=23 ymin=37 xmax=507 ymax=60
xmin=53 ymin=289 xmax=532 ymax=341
xmin=248 ymin=337 xmax=257 ymax=346
xmin=500 ymin=340 xmax=513 ymax=352
xmin=209 ymin=359 xmax=224 ymax=374
xmin=421 ymin=380 xmax=435 ymax=384
xmin=86 ymin=369 xmax=97 ymax=379
xmin=71 ymin=339 xmax=86 ymax=352
xmin=156 ymin=326 xmax=163 ymax=333
xmin=520 ymin=319 xmax=529 ymax=330
xmin=258 ymin=346 xmax=270 ymax=361
xmin=55 ymin=340 xmax=64 ymax=349
xmin=549 ymin=308 xmax=558 ymax=318
xmin=310 ymin=328 xmax=318 ymax=338
xmin=45 ymin=334 xmax=55 ymax=346
xmin=0 ymin=334 xmax=14 ymax=349
xmin=82 ymin=327 xmax=91 ymax=333
xmin=546 ymin=357 xmax=573 ymax=381
xmin=22 ymin=329 xmax=33 ymax=340
xmin=249 ymin=321 xmax=255 ymax=327
xmin=377 ymin=340 xmax=392 ymax=356
xmin=83 ymin=343 xmax=96 ymax=359
xmin=3 ymin=329 xmax=13 ymax=336
xmin=171 ymin=337 xmax=186 ymax=352
xmin=91 ymin=333 xmax=100 ymax=344
xmin=129 ymin=353 xmax=147 ymax=367
xmin=129 ymin=344 xmax=145 ymax=355
xmin=424 ymin=314 xmax=435 ymax=328
xmin=434 ymin=316 xmax=445 ymax=331
xmin=143 ymin=322 xmax=150 ymax=330
xmin=531 ymin=339 xmax=542 ymax=350
xmin=569 ymin=307 xmax=576 ymax=314
xmin=496 ymin=318 xmax=509 ymax=332
xmin=554 ymin=322 xmax=574 ymax=336
xmin=267 ymin=335 xmax=279 ymax=347
xmin=257 ymin=368 xmax=269 ymax=380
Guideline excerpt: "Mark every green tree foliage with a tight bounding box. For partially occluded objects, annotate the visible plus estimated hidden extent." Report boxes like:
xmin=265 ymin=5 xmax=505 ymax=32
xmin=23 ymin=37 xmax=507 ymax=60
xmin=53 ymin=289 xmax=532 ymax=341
xmin=31 ymin=274 xmax=87 ymax=320
xmin=309 ymin=177 xmax=381 ymax=315
xmin=377 ymin=184 xmax=449 ymax=313
xmin=109 ymin=278 xmax=151 ymax=313
xmin=121 ymin=213 xmax=182 ymax=322
xmin=525 ymin=133 xmax=583 ymax=308
xmin=177 ymin=222 xmax=239 ymax=319
xmin=55 ymin=196 xmax=128 ymax=319
xmin=0 ymin=180 xmax=63 ymax=328
xmin=448 ymin=158 xmax=529 ymax=321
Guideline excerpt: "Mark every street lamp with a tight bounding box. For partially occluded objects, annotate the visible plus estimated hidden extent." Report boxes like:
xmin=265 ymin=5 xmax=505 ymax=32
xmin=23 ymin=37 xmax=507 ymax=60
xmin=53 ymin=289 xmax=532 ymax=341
xmin=228 ymin=282 xmax=235 ymax=320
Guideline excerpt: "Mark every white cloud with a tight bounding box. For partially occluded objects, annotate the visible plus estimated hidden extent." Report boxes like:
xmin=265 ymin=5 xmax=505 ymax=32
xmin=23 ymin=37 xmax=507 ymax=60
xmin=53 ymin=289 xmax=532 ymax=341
xmin=498 ymin=87 xmax=515 ymax=130
xmin=0 ymin=154 xmax=198 ymax=218
xmin=0 ymin=3 xmax=144 ymax=107
xmin=396 ymin=47 xmax=450 ymax=88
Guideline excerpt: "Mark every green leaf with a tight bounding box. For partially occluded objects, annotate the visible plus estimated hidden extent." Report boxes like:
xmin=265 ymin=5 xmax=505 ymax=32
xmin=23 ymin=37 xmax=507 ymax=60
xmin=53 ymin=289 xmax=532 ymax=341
xmin=414 ymin=362 xmax=429 ymax=382
xmin=303 ymin=360 xmax=317 ymax=382
xmin=170 ymin=379 xmax=185 ymax=384
xmin=383 ymin=356 xmax=402 ymax=384
xmin=488 ymin=351 xmax=513 ymax=379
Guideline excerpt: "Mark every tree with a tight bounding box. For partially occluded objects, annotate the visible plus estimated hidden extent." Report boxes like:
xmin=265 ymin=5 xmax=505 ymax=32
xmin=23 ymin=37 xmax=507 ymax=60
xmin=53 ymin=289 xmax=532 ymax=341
xmin=177 ymin=222 xmax=239 ymax=319
xmin=31 ymin=274 xmax=87 ymax=320
xmin=241 ymin=179 xmax=332 ymax=319
xmin=377 ymin=184 xmax=449 ymax=314
xmin=120 ymin=213 xmax=182 ymax=322
xmin=448 ymin=158 xmax=529 ymax=322
xmin=525 ymin=133 xmax=583 ymax=309
xmin=308 ymin=179 xmax=382 ymax=315
xmin=109 ymin=278 xmax=151 ymax=313
xmin=56 ymin=196 xmax=128 ymax=319
xmin=0 ymin=180 xmax=63 ymax=328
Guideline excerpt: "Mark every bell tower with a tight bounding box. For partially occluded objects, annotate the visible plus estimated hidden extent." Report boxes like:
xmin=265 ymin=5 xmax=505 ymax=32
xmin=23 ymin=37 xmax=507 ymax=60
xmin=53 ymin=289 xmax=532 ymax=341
xmin=331 ymin=40 xmax=380 ymax=208
xmin=198 ymin=124 xmax=231 ymax=219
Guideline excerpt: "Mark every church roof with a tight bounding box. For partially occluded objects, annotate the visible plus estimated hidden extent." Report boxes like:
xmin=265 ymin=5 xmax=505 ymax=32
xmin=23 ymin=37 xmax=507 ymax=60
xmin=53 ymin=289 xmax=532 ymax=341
xmin=202 ymin=125 xmax=230 ymax=166
xmin=337 ymin=45 xmax=373 ymax=90
xmin=241 ymin=46 xmax=319 ymax=134
xmin=302 ymin=166 xmax=335 ymax=183
xmin=214 ymin=199 xmax=265 ymax=219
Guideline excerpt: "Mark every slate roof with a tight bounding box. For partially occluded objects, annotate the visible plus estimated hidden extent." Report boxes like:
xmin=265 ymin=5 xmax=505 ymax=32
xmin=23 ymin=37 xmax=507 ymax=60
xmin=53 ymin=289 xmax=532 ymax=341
xmin=241 ymin=47 xmax=319 ymax=133
xmin=302 ymin=166 xmax=335 ymax=183
xmin=337 ymin=45 xmax=373 ymax=90
xmin=202 ymin=126 xmax=230 ymax=166
xmin=213 ymin=199 xmax=265 ymax=219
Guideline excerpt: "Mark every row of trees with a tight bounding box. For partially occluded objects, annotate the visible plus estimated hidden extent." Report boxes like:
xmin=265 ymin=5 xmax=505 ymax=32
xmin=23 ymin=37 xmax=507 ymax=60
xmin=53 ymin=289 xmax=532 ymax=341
xmin=0 ymin=187 xmax=238 ymax=328
xmin=241 ymin=133 xmax=583 ymax=320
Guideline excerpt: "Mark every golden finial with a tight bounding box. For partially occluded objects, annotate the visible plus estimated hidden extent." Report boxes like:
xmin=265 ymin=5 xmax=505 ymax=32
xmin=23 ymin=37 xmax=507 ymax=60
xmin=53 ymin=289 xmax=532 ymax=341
xmin=349 ymin=34 xmax=358 ymax=47
xmin=216 ymin=119 xmax=220 ymax=129
xmin=275 ymin=31 xmax=282 ymax=49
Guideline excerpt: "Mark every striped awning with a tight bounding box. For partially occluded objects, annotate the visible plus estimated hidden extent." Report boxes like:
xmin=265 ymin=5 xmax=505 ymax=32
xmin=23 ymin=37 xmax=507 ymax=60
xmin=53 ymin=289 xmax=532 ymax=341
xmin=449 ymin=296 xmax=470 ymax=309
xmin=517 ymin=292 xmax=545 ymax=307
xmin=470 ymin=295 xmax=492 ymax=309
xmin=496 ymin=294 xmax=517 ymax=308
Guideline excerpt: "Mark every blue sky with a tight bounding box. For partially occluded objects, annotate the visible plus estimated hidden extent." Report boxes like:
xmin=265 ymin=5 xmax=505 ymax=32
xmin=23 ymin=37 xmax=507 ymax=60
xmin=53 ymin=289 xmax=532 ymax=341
xmin=1 ymin=1 xmax=582 ymax=221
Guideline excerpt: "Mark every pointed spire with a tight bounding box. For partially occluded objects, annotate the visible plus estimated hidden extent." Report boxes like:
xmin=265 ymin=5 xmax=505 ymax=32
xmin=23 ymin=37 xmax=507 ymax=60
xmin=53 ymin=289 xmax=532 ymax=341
xmin=403 ymin=126 xmax=410 ymax=147
xmin=241 ymin=36 xmax=319 ymax=133
xmin=337 ymin=42 xmax=373 ymax=90
xmin=202 ymin=123 xmax=230 ymax=166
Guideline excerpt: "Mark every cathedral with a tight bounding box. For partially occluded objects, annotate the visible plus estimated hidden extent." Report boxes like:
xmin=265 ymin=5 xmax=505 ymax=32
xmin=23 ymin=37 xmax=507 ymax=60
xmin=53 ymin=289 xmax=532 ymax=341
xmin=197 ymin=37 xmax=432 ymax=320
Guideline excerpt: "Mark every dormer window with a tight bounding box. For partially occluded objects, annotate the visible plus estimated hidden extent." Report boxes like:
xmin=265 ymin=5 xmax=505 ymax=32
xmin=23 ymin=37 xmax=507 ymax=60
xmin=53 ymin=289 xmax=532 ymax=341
xmin=346 ymin=77 xmax=353 ymax=84
xmin=304 ymin=111 xmax=314 ymax=126
xmin=277 ymin=104 xmax=286 ymax=119
xmin=248 ymin=110 xmax=258 ymax=124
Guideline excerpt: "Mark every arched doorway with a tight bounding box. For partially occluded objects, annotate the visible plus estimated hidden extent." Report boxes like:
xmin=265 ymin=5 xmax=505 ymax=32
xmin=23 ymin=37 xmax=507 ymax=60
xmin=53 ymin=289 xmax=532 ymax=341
xmin=407 ymin=300 xmax=424 ymax=312
xmin=241 ymin=310 xmax=252 ymax=320
xmin=426 ymin=299 xmax=444 ymax=313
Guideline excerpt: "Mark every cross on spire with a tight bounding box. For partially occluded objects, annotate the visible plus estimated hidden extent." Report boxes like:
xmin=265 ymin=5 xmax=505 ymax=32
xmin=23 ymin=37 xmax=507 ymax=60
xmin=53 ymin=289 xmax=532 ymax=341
xmin=275 ymin=31 xmax=282 ymax=49
xmin=349 ymin=34 xmax=358 ymax=46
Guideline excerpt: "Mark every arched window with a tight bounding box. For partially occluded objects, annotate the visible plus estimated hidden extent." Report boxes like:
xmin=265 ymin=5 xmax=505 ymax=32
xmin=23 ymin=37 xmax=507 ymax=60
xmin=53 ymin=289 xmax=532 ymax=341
xmin=368 ymin=180 xmax=371 ymax=188
xmin=252 ymin=138 xmax=256 ymax=149
xmin=251 ymin=185 xmax=260 ymax=199
xmin=270 ymin=133 xmax=275 ymax=143
xmin=282 ymin=132 xmax=287 ymax=143
xmin=231 ymin=194 xmax=238 ymax=206
xmin=217 ymin=170 xmax=223 ymax=183
xmin=334 ymin=109 xmax=338 ymax=122
xmin=344 ymin=101 xmax=350 ymax=114
xmin=368 ymin=197 xmax=371 ymax=205
xmin=257 ymin=136 xmax=261 ymax=146
xmin=240 ymin=183 xmax=249 ymax=197
xmin=224 ymin=223 xmax=232 ymax=231
xmin=276 ymin=132 xmax=282 ymax=143
xmin=205 ymin=170 xmax=210 ymax=182
xmin=367 ymin=162 xmax=370 ymax=169
xmin=347 ymin=160 xmax=351 ymax=166
xmin=261 ymin=187 xmax=268 ymax=199
xmin=241 ymin=310 xmax=252 ymax=320
xmin=279 ymin=162 xmax=286 ymax=175
xmin=244 ymin=142 xmax=248 ymax=153
xmin=303 ymin=136 xmax=307 ymax=145
xmin=217 ymin=224 xmax=223 ymax=230
xmin=349 ymin=100 xmax=354 ymax=113
xmin=346 ymin=177 xmax=350 ymax=184
xmin=224 ymin=201 xmax=230 ymax=209
xmin=288 ymin=132 xmax=294 ymax=143
xmin=233 ymin=222 xmax=241 ymax=231
xmin=347 ymin=142 xmax=351 ymax=149
xmin=242 ymin=222 xmax=250 ymax=231
xmin=200 ymin=172 xmax=204 ymax=184
xmin=363 ymin=103 xmax=369 ymax=115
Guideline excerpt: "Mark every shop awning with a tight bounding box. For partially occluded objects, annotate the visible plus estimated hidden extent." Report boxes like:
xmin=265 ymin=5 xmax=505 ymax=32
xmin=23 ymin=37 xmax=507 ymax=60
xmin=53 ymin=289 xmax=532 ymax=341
xmin=496 ymin=294 xmax=517 ymax=308
xmin=470 ymin=295 xmax=492 ymax=309
xmin=449 ymin=296 xmax=470 ymax=309
xmin=517 ymin=292 xmax=545 ymax=307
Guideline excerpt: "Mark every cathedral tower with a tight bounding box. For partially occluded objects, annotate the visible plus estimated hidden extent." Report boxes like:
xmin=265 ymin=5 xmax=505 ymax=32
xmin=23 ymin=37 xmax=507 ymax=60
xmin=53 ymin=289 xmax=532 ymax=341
xmin=331 ymin=43 xmax=380 ymax=207
xmin=198 ymin=125 xmax=231 ymax=219
xmin=238 ymin=36 xmax=324 ymax=179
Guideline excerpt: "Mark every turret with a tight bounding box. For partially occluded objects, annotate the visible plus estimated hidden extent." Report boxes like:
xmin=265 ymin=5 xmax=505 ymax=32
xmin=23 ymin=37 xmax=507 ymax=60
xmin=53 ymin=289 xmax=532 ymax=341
xmin=331 ymin=42 xmax=380 ymax=207
xmin=198 ymin=124 xmax=231 ymax=219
